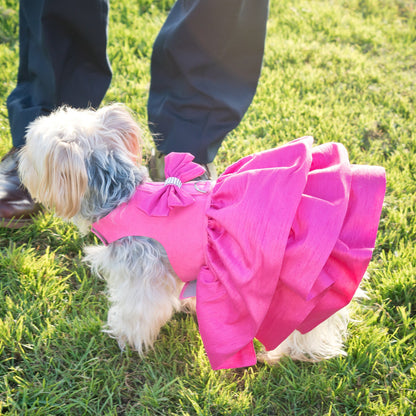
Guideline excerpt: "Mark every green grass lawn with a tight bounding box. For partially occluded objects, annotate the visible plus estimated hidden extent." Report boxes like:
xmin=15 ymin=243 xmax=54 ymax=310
xmin=0 ymin=0 xmax=415 ymax=414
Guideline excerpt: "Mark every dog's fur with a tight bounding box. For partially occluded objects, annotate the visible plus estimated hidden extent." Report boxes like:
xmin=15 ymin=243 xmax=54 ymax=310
xmin=19 ymin=104 xmax=356 ymax=365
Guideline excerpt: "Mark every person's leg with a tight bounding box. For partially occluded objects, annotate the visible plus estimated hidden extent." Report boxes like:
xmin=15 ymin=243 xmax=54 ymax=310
xmin=1 ymin=0 xmax=111 ymax=227
xmin=148 ymin=0 xmax=269 ymax=165
xmin=7 ymin=0 xmax=111 ymax=148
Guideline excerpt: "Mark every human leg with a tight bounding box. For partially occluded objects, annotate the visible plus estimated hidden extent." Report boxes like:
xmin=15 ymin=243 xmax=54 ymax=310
xmin=7 ymin=0 xmax=111 ymax=148
xmin=1 ymin=0 xmax=111 ymax=227
xmin=148 ymin=0 xmax=269 ymax=166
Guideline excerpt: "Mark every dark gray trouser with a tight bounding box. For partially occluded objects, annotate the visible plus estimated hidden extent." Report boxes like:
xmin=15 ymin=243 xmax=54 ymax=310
xmin=7 ymin=0 xmax=269 ymax=164
xmin=7 ymin=0 xmax=112 ymax=149
xmin=148 ymin=0 xmax=269 ymax=163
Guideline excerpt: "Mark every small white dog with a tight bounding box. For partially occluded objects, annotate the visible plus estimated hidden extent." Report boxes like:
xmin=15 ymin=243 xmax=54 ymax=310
xmin=19 ymin=104 xmax=357 ymax=368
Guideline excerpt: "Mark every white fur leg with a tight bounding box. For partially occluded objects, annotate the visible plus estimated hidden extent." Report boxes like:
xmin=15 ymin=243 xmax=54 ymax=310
xmin=83 ymin=236 xmax=181 ymax=354
xmin=258 ymin=307 xmax=350 ymax=364
xmin=180 ymin=297 xmax=197 ymax=314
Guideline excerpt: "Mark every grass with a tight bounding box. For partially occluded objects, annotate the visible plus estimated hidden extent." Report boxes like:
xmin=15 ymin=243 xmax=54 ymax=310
xmin=0 ymin=0 xmax=415 ymax=414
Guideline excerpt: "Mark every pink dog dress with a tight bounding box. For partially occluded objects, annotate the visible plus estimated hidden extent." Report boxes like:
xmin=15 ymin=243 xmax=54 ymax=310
xmin=92 ymin=137 xmax=386 ymax=370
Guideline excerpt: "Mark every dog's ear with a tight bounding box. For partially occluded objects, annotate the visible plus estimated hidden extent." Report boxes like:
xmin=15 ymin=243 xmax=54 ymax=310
xmin=97 ymin=104 xmax=142 ymax=162
xmin=40 ymin=140 xmax=88 ymax=219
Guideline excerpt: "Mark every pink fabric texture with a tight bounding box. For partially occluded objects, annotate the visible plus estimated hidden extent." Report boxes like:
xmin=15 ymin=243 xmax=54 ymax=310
xmin=91 ymin=137 xmax=386 ymax=370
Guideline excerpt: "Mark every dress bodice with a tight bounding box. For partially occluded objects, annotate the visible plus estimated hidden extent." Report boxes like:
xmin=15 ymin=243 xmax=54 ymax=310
xmin=92 ymin=154 xmax=212 ymax=282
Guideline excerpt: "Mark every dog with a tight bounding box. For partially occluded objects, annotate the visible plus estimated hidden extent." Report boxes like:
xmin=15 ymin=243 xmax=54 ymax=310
xmin=19 ymin=104 xmax=367 ymax=369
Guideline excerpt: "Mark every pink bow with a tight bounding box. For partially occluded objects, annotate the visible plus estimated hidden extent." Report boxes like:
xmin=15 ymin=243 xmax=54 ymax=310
xmin=138 ymin=152 xmax=206 ymax=216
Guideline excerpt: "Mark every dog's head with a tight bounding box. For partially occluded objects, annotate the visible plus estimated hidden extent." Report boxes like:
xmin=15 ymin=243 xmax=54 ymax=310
xmin=19 ymin=104 xmax=143 ymax=220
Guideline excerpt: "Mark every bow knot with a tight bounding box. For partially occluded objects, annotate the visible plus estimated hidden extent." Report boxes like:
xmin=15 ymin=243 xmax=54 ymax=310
xmin=138 ymin=153 xmax=206 ymax=216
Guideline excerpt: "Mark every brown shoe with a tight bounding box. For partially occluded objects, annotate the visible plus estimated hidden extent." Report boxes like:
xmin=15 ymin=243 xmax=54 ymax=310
xmin=0 ymin=148 xmax=41 ymax=228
